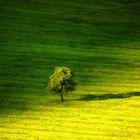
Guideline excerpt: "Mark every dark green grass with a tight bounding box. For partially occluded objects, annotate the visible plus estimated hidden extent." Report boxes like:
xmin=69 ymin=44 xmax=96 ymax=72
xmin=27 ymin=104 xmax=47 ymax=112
xmin=0 ymin=0 xmax=139 ymax=94
xmin=0 ymin=0 xmax=140 ymax=104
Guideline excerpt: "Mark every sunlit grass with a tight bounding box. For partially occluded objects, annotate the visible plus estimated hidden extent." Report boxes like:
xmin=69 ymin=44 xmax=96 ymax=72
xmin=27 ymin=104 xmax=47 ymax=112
xmin=0 ymin=91 xmax=140 ymax=140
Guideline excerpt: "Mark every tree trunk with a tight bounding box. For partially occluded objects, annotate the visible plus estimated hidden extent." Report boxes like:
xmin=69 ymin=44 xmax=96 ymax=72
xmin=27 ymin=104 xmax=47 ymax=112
xmin=60 ymin=92 xmax=64 ymax=101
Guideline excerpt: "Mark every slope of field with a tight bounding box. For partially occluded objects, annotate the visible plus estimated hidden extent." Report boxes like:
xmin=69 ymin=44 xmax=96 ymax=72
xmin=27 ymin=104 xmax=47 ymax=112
xmin=0 ymin=0 xmax=140 ymax=139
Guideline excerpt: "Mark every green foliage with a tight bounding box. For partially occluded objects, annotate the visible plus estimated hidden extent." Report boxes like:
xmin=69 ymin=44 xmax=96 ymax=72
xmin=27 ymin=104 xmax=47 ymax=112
xmin=48 ymin=67 xmax=76 ymax=93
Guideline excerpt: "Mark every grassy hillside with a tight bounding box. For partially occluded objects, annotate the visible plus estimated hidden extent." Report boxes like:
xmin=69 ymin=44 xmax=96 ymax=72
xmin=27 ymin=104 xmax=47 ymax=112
xmin=0 ymin=0 xmax=140 ymax=139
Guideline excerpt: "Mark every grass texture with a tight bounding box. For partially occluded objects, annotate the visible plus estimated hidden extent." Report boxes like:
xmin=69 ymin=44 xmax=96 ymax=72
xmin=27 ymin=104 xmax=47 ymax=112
xmin=0 ymin=0 xmax=140 ymax=139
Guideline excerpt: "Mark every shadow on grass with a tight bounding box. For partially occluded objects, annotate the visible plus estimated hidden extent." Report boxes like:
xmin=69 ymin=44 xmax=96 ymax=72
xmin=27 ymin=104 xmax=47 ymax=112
xmin=73 ymin=92 xmax=140 ymax=101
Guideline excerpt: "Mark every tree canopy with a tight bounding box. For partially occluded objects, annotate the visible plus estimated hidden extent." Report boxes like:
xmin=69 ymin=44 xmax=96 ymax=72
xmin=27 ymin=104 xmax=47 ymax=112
xmin=48 ymin=67 xmax=76 ymax=101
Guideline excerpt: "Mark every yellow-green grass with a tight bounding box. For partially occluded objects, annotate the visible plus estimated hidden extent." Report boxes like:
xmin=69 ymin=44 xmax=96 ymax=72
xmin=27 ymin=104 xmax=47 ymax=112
xmin=0 ymin=0 xmax=140 ymax=139
xmin=0 ymin=91 xmax=140 ymax=140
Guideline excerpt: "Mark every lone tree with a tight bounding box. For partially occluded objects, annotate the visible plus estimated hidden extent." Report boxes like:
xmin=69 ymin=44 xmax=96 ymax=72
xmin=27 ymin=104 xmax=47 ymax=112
xmin=48 ymin=67 xmax=76 ymax=101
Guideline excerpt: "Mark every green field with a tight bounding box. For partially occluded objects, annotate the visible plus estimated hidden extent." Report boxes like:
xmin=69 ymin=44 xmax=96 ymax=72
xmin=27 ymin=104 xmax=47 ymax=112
xmin=0 ymin=0 xmax=140 ymax=139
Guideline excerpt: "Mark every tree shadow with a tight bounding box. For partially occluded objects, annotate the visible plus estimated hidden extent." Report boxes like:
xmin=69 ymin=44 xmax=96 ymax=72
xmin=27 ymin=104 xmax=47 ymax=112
xmin=73 ymin=92 xmax=140 ymax=101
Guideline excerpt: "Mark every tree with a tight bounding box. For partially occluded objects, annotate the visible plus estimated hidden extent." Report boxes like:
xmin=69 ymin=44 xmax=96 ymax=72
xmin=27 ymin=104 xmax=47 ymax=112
xmin=48 ymin=66 xmax=76 ymax=101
